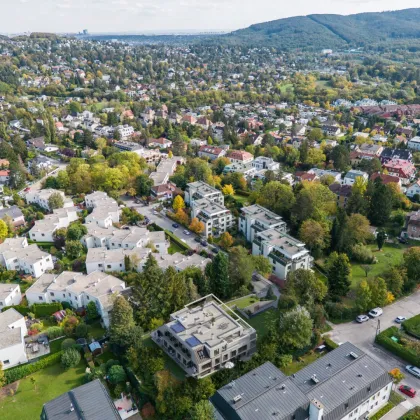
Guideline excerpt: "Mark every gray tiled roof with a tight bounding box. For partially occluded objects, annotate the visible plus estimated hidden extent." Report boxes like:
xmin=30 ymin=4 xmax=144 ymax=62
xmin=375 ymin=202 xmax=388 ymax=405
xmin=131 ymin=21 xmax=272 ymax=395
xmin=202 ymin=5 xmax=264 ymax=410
xmin=0 ymin=205 xmax=24 ymax=220
xmin=42 ymin=379 xmax=121 ymax=419
xmin=0 ymin=327 xmax=22 ymax=350
xmin=0 ymin=308 xmax=24 ymax=331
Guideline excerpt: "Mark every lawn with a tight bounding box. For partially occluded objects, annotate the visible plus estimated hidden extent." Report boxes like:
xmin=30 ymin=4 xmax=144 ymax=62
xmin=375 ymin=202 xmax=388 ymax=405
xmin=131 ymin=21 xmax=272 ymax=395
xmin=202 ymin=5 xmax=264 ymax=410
xmin=88 ymin=320 xmax=107 ymax=340
xmin=350 ymin=243 xmax=407 ymax=289
xmin=281 ymin=352 xmax=321 ymax=376
xmin=233 ymin=194 xmax=250 ymax=206
xmin=227 ymin=295 xmax=260 ymax=309
xmin=245 ymin=309 xmax=278 ymax=338
xmin=168 ymin=240 xmax=184 ymax=255
xmin=278 ymin=83 xmax=294 ymax=93
xmin=0 ymin=362 xmax=86 ymax=420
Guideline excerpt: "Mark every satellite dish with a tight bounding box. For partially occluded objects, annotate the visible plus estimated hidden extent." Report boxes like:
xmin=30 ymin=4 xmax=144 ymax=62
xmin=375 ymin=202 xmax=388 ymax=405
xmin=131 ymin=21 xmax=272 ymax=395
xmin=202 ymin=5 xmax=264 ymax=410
xmin=225 ymin=362 xmax=235 ymax=369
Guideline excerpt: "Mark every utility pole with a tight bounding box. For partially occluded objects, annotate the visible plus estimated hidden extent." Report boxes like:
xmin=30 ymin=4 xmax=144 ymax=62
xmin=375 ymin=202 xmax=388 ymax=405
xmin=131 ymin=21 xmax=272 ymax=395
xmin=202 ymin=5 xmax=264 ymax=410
xmin=375 ymin=319 xmax=381 ymax=338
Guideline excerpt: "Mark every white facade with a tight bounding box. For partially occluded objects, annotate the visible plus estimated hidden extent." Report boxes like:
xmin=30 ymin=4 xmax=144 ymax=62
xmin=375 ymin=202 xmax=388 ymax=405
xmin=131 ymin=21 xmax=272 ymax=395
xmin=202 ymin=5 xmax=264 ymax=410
xmin=117 ymin=124 xmax=134 ymax=140
xmin=26 ymin=189 xmax=73 ymax=211
xmin=252 ymin=156 xmax=280 ymax=171
xmin=85 ymin=191 xmax=120 ymax=225
xmin=0 ymin=284 xmax=22 ymax=309
xmin=407 ymin=136 xmax=420 ymax=151
xmin=185 ymin=181 xmax=224 ymax=206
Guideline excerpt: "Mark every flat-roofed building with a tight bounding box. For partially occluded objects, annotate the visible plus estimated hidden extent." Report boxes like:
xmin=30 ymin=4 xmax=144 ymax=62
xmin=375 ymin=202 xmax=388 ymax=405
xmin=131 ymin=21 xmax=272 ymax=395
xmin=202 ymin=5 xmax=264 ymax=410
xmin=185 ymin=181 xmax=224 ymax=206
xmin=152 ymin=295 xmax=257 ymax=378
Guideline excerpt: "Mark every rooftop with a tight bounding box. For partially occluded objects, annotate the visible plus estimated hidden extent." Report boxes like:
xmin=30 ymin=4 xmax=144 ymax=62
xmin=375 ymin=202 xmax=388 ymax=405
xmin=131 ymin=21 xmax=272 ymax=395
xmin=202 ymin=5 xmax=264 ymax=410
xmin=241 ymin=204 xmax=285 ymax=227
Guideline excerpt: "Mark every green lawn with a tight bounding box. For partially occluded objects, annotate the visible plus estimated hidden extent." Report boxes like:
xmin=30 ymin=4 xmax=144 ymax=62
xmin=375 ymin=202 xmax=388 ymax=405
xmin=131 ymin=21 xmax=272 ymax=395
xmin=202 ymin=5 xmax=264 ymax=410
xmin=281 ymin=352 xmax=321 ymax=376
xmin=245 ymin=309 xmax=278 ymax=338
xmin=278 ymin=83 xmax=294 ymax=93
xmin=350 ymin=243 xmax=407 ymax=289
xmin=0 ymin=362 xmax=86 ymax=420
xmin=88 ymin=320 xmax=107 ymax=340
xmin=227 ymin=296 xmax=260 ymax=309
xmin=233 ymin=194 xmax=250 ymax=206
xmin=168 ymin=240 xmax=184 ymax=255
xmin=49 ymin=337 xmax=65 ymax=353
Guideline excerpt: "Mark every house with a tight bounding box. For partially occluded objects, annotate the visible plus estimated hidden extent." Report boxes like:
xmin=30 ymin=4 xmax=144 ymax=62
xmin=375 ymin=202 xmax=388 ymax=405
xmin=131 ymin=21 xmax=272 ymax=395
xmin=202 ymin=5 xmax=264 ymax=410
xmin=26 ymin=271 xmax=127 ymax=328
xmin=239 ymin=204 xmax=286 ymax=242
xmin=226 ymin=150 xmax=254 ymax=164
xmin=0 ymin=170 xmax=10 ymax=184
xmin=153 ymin=252 xmax=211 ymax=272
xmin=383 ymin=159 xmax=416 ymax=185
xmin=29 ymin=207 xmax=79 ymax=242
xmin=407 ymin=136 xmax=420 ymax=151
xmin=198 ymin=145 xmax=226 ymax=161
xmin=406 ymin=180 xmax=420 ymax=198
xmin=41 ymin=379 xmax=121 ymax=420
xmin=149 ymin=156 xmax=184 ymax=187
xmin=396 ymin=126 xmax=414 ymax=139
xmin=358 ymin=143 xmax=383 ymax=157
xmin=308 ymin=168 xmax=342 ymax=183
xmin=223 ymin=162 xmax=256 ymax=179
xmin=343 ymin=170 xmax=369 ymax=186
xmin=85 ymin=191 xmax=120 ymax=226
xmin=27 ymin=136 xmax=46 ymax=150
xmin=252 ymin=228 xmax=312 ymax=281
xmin=380 ymin=148 xmax=412 ymax=164
xmin=0 ymin=159 xmax=9 ymax=168
xmin=210 ymin=343 xmax=392 ymax=420
xmin=370 ymin=172 xmax=401 ymax=187
xmin=0 ymin=238 xmax=54 ymax=278
xmin=329 ymin=184 xmax=352 ymax=208
xmin=252 ymin=156 xmax=280 ymax=171
xmin=0 ymin=205 xmax=25 ymax=227
xmin=116 ymin=124 xmax=134 ymax=140
xmin=26 ymin=189 xmax=73 ymax=211
xmin=185 ymin=181 xmax=224 ymax=206
xmin=151 ymin=294 xmax=256 ymax=379
xmin=0 ymin=284 xmax=22 ymax=308
xmin=0 ymin=308 xmax=28 ymax=369
xmin=190 ymin=138 xmax=207 ymax=148
xmin=28 ymin=155 xmax=55 ymax=172
xmin=322 ymin=124 xmax=341 ymax=136
xmin=150 ymin=182 xmax=181 ymax=201
xmin=196 ymin=116 xmax=211 ymax=129
xmin=182 ymin=115 xmax=197 ymax=125
xmin=147 ymin=137 xmax=172 ymax=149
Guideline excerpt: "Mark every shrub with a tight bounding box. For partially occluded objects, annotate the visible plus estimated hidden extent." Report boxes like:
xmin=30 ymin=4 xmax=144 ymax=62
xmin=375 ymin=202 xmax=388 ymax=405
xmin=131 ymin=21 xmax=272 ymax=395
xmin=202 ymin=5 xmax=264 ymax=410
xmin=1 ymin=305 xmax=31 ymax=316
xmin=402 ymin=314 xmax=420 ymax=339
xmin=46 ymin=326 xmax=64 ymax=339
xmin=75 ymin=323 xmax=89 ymax=338
xmin=276 ymin=354 xmax=292 ymax=368
xmin=370 ymin=403 xmax=394 ymax=420
xmin=32 ymin=302 xmax=63 ymax=317
xmin=108 ymin=365 xmax=127 ymax=384
xmin=61 ymin=348 xmax=81 ymax=369
xmin=350 ymin=244 xmax=376 ymax=264
xmin=325 ymin=301 xmax=357 ymax=322
xmin=324 ymin=336 xmax=339 ymax=351
xmin=61 ymin=338 xmax=77 ymax=350
xmin=5 ymin=352 xmax=63 ymax=384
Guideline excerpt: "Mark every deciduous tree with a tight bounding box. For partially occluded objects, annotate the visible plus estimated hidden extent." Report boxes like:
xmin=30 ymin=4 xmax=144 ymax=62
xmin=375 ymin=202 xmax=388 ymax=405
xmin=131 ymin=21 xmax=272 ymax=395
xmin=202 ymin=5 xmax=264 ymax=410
xmin=278 ymin=306 xmax=313 ymax=351
xmin=326 ymin=252 xmax=351 ymax=298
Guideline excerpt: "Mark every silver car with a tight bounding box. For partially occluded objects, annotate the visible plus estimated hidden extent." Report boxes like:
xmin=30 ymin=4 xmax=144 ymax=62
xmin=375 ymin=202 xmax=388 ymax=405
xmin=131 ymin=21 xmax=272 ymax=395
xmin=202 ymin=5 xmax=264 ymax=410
xmin=406 ymin=365 xmax=420 ymax=379
xmin=356 ymin=315 xmax=369 ymax=323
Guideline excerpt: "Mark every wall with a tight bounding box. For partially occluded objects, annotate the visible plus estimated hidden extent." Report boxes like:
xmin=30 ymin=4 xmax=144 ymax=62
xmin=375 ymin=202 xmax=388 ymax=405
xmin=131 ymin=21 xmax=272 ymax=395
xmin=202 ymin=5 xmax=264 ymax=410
xmin=0 ymin=342 xmax=28 ymax=369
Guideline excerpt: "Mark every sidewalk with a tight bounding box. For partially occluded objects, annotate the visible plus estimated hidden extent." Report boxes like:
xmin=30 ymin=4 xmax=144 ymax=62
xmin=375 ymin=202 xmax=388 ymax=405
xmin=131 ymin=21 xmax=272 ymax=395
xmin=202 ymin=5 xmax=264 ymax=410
xmin=381 ymin=400 xmax=414 ymax=420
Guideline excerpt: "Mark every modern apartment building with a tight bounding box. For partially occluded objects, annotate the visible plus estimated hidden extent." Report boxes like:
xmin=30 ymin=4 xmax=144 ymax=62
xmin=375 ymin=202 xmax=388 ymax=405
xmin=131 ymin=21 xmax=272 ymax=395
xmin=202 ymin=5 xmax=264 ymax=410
xmin=185 ymin=181 xmax=224 ymax=206
xmin=152 ymin=295 xmax=257 ymax=379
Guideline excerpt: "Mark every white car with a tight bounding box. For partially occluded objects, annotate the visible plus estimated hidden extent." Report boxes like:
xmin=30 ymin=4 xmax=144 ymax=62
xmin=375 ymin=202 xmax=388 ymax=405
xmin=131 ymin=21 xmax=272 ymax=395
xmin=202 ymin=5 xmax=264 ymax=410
xmin=395 ymin=316 xmax=406 ymax=324
xmin=356 ymin=315 xmax=369 ymax=323
xmin=406 ymin=365 xmax=420 ymax=379
xmin=153 ymin=210 xmax=158 ymax=215
xmin=183 ymin=230 xmax=191 ymax=235
xmin=368 ymin=308 xmax=383 ymax=318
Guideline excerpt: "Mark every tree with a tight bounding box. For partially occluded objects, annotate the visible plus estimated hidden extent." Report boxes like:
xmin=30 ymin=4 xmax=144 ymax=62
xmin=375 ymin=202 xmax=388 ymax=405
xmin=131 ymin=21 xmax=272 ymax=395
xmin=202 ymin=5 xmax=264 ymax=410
xmin=403 ymin=247 xmax=420 ymax=287
xmin=305 ymin=148 xmax=326 ymax=166
xmin=221 ymin=184 xmax=235 ymax=196
xmin=61 ymin=348 xmax=81 ymax=369
xmin=376 ymin=230 xmax=386 ymax=251
xmin=389 ymin=368 xmax=405 ymax=388
xmin=228 ymin=246 xmax=255 ymax=292
xmin=331 ymin=145 xmax=350 ymax=172
xmin=360 ymin=265 xmax=373 ymax=277
xmin=383 ymin=266 xmax=406 ymax=297
xmin=368 ymin=277 xmax=388 ymax=307
xmin=326 ymin=252 xmax=352 ymax=298
xmin=189 ymin=217 xmax=205 ymax=234
xmin=0 ymin=219 xmax=8 ymax=240
xmin=109 ymin=296 xmax=136 ymax=350
xmin=299 ymin=219 xmax=329 ymax=252
xmin=75 ymin=323 xmax=88 ymax=338
xmin=66 ymin=223 xmax=87 ymax=241
xmin=206 ymin=252 xmax=230 ymax=299
xmin=252 ymin=255 xmax=272 ymax=276
xmin=368 ymin=178 xmax=392 ymax=226
xmin=190 ymin=401 xmax=214 ymax=420
xmin=347 ymin=214 xmax=371 ymax=246
xmin=278 ymin=306 xmax=313 ymax=351
xmin=354 ymin=280 xmax=372 ymax=312
xmin=308 ymin=127 xmax=323 ymax=141
xmin=219 ymin=232 xmax=233 ymax=249
xmin=136 ymin=174 xmax=153 ymax=196
xmin=54 ymin=227 xmax=67 ymax=249
xmin=86 ymin=301 xmax=99 ymax=321
xmin=257 ymin=181 xmax=295 ymax=217
xmin=174 ymin=208 xmax=189 ymax=225
xmin=108 ymin=365 xmax=127 ymax=384
xmin=48 ymin=192 xmax=64 ymax=210
xmin=66 ymin=240 xmax=85 ymax=259
xmin=285 ymin=269 xmax=328 ymax=305
xmin=173 ymin=195 xmax=186 ymax=211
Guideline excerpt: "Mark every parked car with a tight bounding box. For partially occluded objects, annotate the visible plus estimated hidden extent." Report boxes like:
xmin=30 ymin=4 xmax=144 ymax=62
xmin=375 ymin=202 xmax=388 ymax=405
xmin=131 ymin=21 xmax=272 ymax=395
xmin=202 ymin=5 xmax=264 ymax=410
xmin=399 ymin=385 xmax=416 ymax=398
xmin=200 ymin=240 xmax=208 ymax=247
xmin=172 ymin=223 xmax=179 ymax=228
xmin=368 ymin=308 xmax=383 ymax=318
xmin=212 ymin=247 xmax=219 ymax=254
xmin=194 ymin=237 xmax=201 ymax=243
xmin=356 ymin=315 xmax=369 ymax=323
xmin=395 ymin=316 xmax=406 ymax=323
xmin=153 ymin=210 xmax=158 ymax=215
xmin=183 ymin=229 xmax=191 ymax=235
xmin=24 ymin=187 xmax=30 ymax=192
xmin=406 ymin=365 xmax=420 ymax=379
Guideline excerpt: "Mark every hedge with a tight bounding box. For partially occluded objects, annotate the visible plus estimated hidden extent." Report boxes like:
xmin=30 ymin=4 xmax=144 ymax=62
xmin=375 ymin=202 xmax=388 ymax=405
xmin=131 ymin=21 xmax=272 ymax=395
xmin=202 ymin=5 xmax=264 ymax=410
xmin=165 ymin=230 xmax=190 ymax=251
xmin=402 ymin=314 xmax=420 ymax=339
xmin=32 ymin=302 xmax=63 ymax=317
xmin=324 ymin=336 xmax=339 ymax=351
xmin=375 ymin=327 xmax=420 ymax=366
xmin=370 ymin=403 xmax=395 ymax=420
xmin=5 ymin=351 xmax=63 ymax=384
xmin=1 ymin=304 xmax=31 ymax=316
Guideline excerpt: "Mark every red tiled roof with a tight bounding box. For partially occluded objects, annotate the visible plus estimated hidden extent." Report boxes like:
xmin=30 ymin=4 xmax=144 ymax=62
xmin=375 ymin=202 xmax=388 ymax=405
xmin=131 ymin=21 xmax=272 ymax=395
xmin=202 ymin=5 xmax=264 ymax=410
xmin=370 ymin=172 xmax=400 ymax=184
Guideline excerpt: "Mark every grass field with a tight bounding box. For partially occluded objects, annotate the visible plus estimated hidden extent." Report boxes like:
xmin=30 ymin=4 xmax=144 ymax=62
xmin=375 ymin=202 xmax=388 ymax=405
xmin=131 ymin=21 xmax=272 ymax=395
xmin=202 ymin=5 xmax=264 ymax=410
xmin=233 ymin=194 xmax=250 ymax=206
xmin=227 ymin=295 xmax=260 ymax=309
xmin=88 ymin=320 xmax=107 ymax=339
xmin=0 ymin=362 xmax=86 ymax=420
xmin=278 ymin=83 xmax=294 ymax=93
xmin=281 ymin=352 xmax=321 ymax=376
xmin=245 ymin=309 xmax=278 ymax=338
xmin=168 ymin=240 xmax=185 ymax=255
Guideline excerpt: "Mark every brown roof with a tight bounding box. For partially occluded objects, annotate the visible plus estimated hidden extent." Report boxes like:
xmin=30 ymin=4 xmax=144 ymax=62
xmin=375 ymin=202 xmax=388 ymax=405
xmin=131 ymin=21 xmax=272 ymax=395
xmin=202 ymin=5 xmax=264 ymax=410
xmin=370 ymin=172 xmax=400 ymax=184
xmin=329 ymin=183 xmax=352 ymax=197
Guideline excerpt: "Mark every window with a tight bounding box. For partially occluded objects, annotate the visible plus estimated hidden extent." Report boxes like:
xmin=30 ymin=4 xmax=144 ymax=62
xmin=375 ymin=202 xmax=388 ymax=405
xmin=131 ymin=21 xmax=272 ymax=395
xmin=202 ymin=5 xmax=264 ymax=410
xmin=38 ymin=296 xmax=43 ymax=301
xmin=3 ymin=360 xmax=10 ymax=365
xmin=50 ymin=292 xmax=55 ymax=296
xmin=107 ymin=265 xmax=111 ymax=268
xmin=87 ymin=296 xmax=90 ymax=300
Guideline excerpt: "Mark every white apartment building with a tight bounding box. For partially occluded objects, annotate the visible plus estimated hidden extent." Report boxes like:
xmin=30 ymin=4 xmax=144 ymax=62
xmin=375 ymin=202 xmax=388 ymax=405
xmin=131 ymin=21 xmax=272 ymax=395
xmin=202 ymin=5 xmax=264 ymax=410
xmin=185 ymin=181 xmax=224 ymax=206
xmin=26 ymin=271 xmax=127 ymax=328
xmin=251 ymin=156 xmax=280 ymax=171
xmin=252 ymin=228 xmax=312 ymax=280
xmin=191 ymin=198 xmax=234 ymax=238
xmin=116 ymin=124 xmax=135 ymax=140
xmin=0 ymin=238 xmax=54 ymax=278
xmin=29 ymin=207 xmax=79 ymax=242
xmin=0 ymin=284 xmax=22 ymax=309
xmin=222 ymin=162 xmax=256 ymax=179
xmin=152 ymin=295 xmax=257 ymax=378
xmin=407 ymin=136 xmax=420 ymax=151
xmin=239 ymin=204 xmax=287 ymax=243
xmin=85 ymin=191 xmax=120 ymax=226
xmin=153 ymin=252 xmax=211 ymax=272
xmin=26 ymin=189 xmax=74 ymax=211
xmin=0 ymin=308 xmax=28 ymax=369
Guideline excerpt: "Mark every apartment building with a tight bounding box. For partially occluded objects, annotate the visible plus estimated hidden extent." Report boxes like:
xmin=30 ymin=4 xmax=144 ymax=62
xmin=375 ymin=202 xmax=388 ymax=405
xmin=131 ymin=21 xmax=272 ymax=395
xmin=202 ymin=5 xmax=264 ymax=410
xmin=29 ymin=207 xmax=79 ymax=242
xmin=153 ymin=252 xmax=211 ymax=272
xmin=114 ymin=140 xmax=142 ymax=152
xmin=185 ymin=181 xmax=224 ymax=206
xmin=211 ymin=343 xmax=392 ymax=420
xmin=149 ymin=156 xmax=185 ymax=187
xmin=116 ymin=124 xmax=134 ymax=140
xmin=191 ymin=198 xmax=234 ymax=238
xmin=26 ymin=271 xmax=127 ymax=328
xmin=239 ymin=204 xmax=287 ymax=243
xmin=222 ymin=162 xmax=256 ymax=179
xmin=26 ymin=189 xmax=73 ymax=211
xmin=251 ymin=156 xmax=280 ymax=171
xmin=152 ymin=295 xmax=257 ymax=379
xmin=252 ymin=228 xmax=312 ymax=280
xmin=0 ymin=237 xmax=54 ymax=278
xmin=84 ymin=191 xmax=120 ymax=226
xmin=0 ymin=283 xmax=22 ymax=308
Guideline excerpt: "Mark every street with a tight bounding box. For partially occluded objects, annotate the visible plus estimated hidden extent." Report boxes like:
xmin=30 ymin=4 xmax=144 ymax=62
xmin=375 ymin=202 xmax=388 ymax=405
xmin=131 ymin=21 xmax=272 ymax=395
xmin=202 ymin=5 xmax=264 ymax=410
xmin=329 ymin=290 xmax=420 ymax=410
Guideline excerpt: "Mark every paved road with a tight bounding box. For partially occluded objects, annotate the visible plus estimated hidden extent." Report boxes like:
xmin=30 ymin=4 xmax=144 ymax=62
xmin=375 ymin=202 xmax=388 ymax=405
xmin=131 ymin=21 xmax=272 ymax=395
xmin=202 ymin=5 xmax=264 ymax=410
xmin=329 ymin=290 xmax=420 ymax=406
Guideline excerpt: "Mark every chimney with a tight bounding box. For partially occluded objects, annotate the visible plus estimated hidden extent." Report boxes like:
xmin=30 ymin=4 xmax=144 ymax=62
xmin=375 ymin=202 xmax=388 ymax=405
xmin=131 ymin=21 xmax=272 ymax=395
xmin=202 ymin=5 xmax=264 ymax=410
xmin=309 ymin=399 xmax=324 ymax=420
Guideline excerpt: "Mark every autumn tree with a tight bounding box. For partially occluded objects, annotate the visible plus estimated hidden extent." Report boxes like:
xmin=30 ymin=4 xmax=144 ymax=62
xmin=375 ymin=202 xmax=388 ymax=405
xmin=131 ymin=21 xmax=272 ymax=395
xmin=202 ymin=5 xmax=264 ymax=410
xmin=189 ymin=217 xmax=205 ymax=234
xmin=219 ymin=231 xmax=233 ymax=249
xmin=0 ymin=220 xmax=8 ymax=240
xmin=221 ymin=184 xmax=235 ymax=196
xmin=354 ymin=280 xmax=372 ymax=312
xmin=257 ymin=181 xmax=295 ymax=217
xmin=299 ymin=219 xmax=329 ymax=253
xmin=173 ymin=195 xmax=186 ymax=211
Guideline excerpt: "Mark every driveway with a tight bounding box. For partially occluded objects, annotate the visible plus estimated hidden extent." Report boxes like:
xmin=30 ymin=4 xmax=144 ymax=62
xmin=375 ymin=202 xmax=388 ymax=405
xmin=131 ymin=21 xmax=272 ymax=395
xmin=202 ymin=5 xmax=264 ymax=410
xmin=329 ymin=290 xmax=420 ymax=405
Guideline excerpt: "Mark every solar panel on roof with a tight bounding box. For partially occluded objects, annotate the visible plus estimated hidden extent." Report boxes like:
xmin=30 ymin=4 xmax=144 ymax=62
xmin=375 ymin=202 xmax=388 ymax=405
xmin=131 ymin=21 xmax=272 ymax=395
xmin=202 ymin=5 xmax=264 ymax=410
xmin=186 ymin=336 xmax=202 ymax=347
xmin=171 ymin=322 xmax=186 ymax=333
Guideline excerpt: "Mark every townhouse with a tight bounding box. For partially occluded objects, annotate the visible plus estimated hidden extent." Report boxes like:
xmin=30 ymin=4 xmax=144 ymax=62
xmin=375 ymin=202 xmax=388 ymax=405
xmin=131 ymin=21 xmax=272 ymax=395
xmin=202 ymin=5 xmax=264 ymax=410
xmin=0 ymin=205 xmax=25 ymax=227
xmin=84 ymin=191 xmax=120 ymax=226
xmin=26 ymin=189 xmax=74 ymax=212
xmin=383 ymin=159 xmax=416 ymax=185
xmin=0 ymin=283 xmax=22 ymax=309
xmin=147 ymin=137 xmax=172 ymax=149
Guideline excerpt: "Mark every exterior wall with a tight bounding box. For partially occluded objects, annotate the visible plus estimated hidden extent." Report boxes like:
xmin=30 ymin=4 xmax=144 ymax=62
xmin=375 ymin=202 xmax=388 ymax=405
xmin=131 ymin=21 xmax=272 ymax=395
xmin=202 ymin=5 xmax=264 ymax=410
xmin=21 ymin=256 xmax=54 ymax=278
xmin=30 ymin=229 xmax=55 ymax=243
xmin=0 ymin=342 xmax=28 ymax=369
xmin=86 ymin=260 xmax=125 ymax=275
xmin=26 ymin=290 xmax=49 ymax=306
xmin=10 ymin=316 xmax=28 ymax=337
xmin=85 ymin=214 xmax=113 ymax=228
xmin=0 ymin=285 xmax=22 ymax=308
xmin=407 ymin=223 xmax=420 ymax=240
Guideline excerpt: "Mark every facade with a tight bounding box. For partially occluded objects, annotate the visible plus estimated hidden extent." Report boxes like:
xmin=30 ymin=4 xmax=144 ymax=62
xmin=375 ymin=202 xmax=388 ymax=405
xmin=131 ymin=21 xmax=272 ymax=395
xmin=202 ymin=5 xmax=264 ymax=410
xmin=29 ymin=207 xmax=79 ymax=242
xmin=85 ymin=191 xmax=120 ymax=226
xmin=407 ymin=136 xmax=420 ymax=151
xmin=223 ymin=162 xmax=256 ymax=179
xmin=226 ymin=150 xmax=254 ymax=164
xmin=198 ymin=145 xmax=226 ymax=161
xmin=185 ymin=181 xmax=224 ymax=206
xmin=211 ymin=343 xmax=392 ymax=420
xmin=116 ymin=124 xmax=134 ymax=139
xmin=0 ymin=308 xmax=28 ymax=369
xmin=0 ymin=238 xmax=54 ymax=278
xmin=251 ymin=156 xmax=280 ymax=171
xmin=191 ymin=198 xmax=234 ymax=238
xmin=343 ymin=170 xmax=369 ymax=186
xmin=329 ymin=184 xmax=352 ymax=208
xmin=152 ymin=295 xmax=257 ymax=379
xmin=239 ymin=204 xmax=286 ymax=243
xmin=0 ymin=284 xmax=22 ymax=309
xmin=26 ymin=271 xmax=126 ymax=328
xmin=406 ymin=180 xmax=420 ymax=198
xmin=406 ymin=211 xmax=420 ymax=240
xmin=26 ymin=189 xmax=73 ymax=211
xmin=252 ymin=228 xmax=312 ymax=280
xmin=41 ymin=379 xmax=121 ymax=420
xmin=114 ymin=140 xmax=142 ymax=152
xmin=151 ymin=182 xmax=180 ymax=201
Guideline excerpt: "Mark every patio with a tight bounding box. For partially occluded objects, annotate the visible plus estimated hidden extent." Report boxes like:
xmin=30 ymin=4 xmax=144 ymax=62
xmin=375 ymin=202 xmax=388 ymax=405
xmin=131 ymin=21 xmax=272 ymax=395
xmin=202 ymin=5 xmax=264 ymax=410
xmin=114 ymin=394 xmax=139 ymax=419
xmin=24 ymin=334 xmax=50 ymax=361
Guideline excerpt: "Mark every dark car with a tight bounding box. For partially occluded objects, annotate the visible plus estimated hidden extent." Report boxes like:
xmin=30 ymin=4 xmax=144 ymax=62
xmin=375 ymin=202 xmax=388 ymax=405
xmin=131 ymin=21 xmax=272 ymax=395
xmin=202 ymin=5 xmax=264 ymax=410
xmin=172 ymin=223 xmax=179 ymax=228
xmin=200 ymin=240 xmax=208 ymax=247
xmin=212 ymin=247 xmax=219 ymax=254
xmin=194 ymin=237 xmax=201 ymax=243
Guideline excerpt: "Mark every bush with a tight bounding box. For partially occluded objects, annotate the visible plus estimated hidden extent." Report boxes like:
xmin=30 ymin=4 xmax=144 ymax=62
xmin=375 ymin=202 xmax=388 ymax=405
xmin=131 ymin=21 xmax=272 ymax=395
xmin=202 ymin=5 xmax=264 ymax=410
xmin=370 ymin=403 xmax=394 ymax=420
xmin=108 ymin=365 xmax=127 ymax=384
xmin=61 ymin=338 xmax=77 ymax=350
xmin=165 ymin=230 xmax=190 ymax=251
xmin=1 ymin=305 xmax=31 ymax=316
xmin=402 ymin=314 xmax=420 ymax=339
xmin=350 ymin=244 xmax=376 ymax=264
xmin=46 ymin=326 xmax=64 ymax=339
xmin=375 ymin=327 xmax=420 ymax=366
xmin=61 ymin=348 xmax=81 ymax=369
xmin=324 ymin=335 xmax=339 ymax=351
xmin=33 ymin=302 xmax=63 ymax=317
xmin=325 ymin=301 xmax=357 ymax=322
xmin=5 ymin=352 xmax=63 ymax=384
xmin=75 ymin=323 xmax=89 ymax=338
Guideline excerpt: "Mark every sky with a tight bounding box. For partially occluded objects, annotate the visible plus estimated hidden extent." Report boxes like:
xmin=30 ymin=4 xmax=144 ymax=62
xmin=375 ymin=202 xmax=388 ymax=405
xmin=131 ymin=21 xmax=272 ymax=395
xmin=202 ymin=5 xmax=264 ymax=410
xmin=2 ymin=0 xmax=420 ymax=34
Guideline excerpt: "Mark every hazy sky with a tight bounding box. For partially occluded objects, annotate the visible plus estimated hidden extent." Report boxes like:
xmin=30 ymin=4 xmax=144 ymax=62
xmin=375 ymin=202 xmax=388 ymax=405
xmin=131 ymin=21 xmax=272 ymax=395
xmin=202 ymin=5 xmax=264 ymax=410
xmin=2 ymin=0 xmax=420 ymax=34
